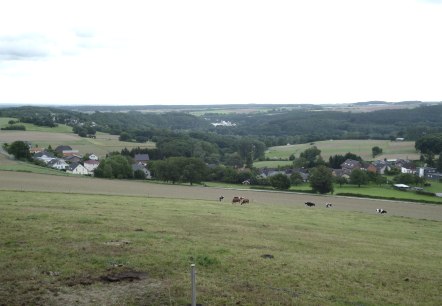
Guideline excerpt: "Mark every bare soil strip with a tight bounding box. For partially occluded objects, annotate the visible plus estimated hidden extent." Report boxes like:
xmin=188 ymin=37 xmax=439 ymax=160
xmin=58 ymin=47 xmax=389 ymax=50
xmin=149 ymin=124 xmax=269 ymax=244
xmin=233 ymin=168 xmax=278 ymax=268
xmin=1 ymin=171 xmax=441 ymax=221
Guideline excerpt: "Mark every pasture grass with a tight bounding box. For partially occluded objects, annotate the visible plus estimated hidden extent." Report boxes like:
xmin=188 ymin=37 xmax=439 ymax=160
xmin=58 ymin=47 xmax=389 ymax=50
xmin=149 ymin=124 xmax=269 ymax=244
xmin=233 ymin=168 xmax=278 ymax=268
xmin=205 ymin=181 xmax=442 ymax=204
xmin=265 ymin=139 xmax=419 ymax=163
xmin=334 ymin=184 xmax=442 ymax=203
xmin=253 ymin=160 xmax=294 ymax=168
xmin=1 ymin=190 xmax=441 ymax=305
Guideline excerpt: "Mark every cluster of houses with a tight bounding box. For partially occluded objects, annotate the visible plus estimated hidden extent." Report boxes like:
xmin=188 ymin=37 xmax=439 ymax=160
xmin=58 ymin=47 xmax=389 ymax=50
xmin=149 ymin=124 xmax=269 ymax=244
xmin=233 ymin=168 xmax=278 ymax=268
xmin=30 ymin=145 xmax=151 ymax=178
xmin=257 ymin=158 xmax=442 ymax=182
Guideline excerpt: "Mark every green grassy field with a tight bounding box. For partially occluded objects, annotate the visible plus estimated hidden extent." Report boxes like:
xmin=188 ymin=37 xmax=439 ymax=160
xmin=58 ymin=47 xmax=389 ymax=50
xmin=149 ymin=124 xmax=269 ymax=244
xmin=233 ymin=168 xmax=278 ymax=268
xmin=263 ymin=140 xmax=419 ymax=164
xmin=205 ymin=180 xmax=442 ymax=204
xmin=1 ymin=190 xmax=441 ymax=305
xmin=252 ymin=160 xmax=294 ymax=168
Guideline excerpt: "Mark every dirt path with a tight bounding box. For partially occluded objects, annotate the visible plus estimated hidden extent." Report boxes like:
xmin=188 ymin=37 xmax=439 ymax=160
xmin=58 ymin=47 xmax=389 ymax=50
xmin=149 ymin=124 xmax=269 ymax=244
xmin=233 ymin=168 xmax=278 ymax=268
xmin=1 ymin=171 xmax=441 ymax=221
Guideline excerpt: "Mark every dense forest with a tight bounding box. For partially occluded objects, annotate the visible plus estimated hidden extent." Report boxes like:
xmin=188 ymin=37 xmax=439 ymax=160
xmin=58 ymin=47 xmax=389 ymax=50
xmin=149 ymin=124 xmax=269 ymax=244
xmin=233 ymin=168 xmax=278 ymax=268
xmin=205 ymin=104 xmax=442 ymax=143
xmin=1 ymin=104 xmax=441 ymax=144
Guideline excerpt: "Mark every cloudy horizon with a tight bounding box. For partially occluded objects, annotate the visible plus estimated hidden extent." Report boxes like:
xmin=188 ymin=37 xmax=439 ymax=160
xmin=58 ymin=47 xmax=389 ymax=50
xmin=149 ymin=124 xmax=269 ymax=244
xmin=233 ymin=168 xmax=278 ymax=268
xmin=1 ymin=0 xmax=441 ymax=106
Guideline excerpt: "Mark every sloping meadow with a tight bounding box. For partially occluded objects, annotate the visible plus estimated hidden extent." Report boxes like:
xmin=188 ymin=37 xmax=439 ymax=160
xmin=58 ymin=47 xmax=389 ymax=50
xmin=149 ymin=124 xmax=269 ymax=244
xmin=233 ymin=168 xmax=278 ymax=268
xmin=1 ymin=190 xmax=441 ymax=305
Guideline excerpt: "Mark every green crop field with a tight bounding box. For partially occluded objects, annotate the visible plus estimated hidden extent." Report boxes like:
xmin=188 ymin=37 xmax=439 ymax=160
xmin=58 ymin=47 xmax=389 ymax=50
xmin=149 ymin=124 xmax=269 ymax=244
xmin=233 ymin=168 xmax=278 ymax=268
xmin=264 ymin=139 xmax=419 ymax=163
xmin=1 ymin=190 xmax=441 ymax=305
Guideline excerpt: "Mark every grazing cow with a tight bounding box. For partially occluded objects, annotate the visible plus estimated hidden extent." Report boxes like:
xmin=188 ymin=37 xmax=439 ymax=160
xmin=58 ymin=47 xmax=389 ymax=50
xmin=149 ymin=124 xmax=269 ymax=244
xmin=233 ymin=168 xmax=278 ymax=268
xmin=325 ymin=203 xmax=333 ymax=208
xmin=240 ymin=198 xmax=249 ymax=205
xmin=232 ymin=196 xmax=243 ymax=204
xmin=219 ymin=196 xmax=224 ymax=202
xmin=376 ymin=208 xmax=387 ymax=214
xmin=305 ymin=201 xmax=315 ymax=207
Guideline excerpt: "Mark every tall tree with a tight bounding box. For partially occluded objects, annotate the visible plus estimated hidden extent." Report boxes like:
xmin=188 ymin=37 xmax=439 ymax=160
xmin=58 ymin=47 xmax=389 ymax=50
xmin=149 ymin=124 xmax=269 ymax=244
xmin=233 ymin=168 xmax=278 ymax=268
xmin=290 ymin=172 xmax=303 ymax=186
xmin=372 ymin=146 xmax=383 ymax=158
xmin=95 ymin=154 xmax=133 ymax=179
xmin=415 ymin=133 xmax=442 ymax=155
xmin=4 ymin=141 xmax=32 ymax=161
xmin=270 ymin=173 xmax=291 ymax=190
xmin=181 ymin=158 xmax=208 ymax=185
xmin=349 ymin=169 xmax=368 ymax=187
xmin=334 ymin=176 xmax=348 ymax=187
xmin=299 ymin=146 xmax=322 ymax=168
xmin=309 ymin=165 xmax=334 ymax=194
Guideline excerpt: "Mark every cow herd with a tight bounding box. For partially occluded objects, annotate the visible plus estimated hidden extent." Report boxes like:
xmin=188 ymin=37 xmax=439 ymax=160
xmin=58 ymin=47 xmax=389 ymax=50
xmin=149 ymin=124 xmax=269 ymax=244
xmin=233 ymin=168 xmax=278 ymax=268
xmin=231 ymin=196 xmax=250 ymax=205
xmin=218 ymin=196 xmax=389 ymax=214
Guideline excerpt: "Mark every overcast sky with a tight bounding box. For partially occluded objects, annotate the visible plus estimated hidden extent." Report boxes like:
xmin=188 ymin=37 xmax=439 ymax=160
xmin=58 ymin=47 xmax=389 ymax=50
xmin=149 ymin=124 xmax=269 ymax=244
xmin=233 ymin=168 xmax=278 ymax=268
xmin=1 ymin=0 xmax=441 ymax=105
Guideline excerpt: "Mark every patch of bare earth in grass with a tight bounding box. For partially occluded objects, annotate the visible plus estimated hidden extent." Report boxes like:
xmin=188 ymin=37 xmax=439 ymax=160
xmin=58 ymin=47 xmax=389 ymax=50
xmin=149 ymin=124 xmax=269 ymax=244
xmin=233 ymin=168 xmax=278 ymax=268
xmin=43 ymin=269 xmax=166 ymax=306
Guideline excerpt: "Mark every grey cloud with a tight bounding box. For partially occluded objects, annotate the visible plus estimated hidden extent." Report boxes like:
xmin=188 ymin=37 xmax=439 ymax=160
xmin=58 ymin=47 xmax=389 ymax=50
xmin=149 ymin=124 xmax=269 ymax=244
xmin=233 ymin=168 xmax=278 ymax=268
xmin=73 ymin=27 xmax=95 ymax=39
xmin=0 ymin=29 xmax=102 ymax=61
xmin=0 ymin=33 xmax=52 ymax=60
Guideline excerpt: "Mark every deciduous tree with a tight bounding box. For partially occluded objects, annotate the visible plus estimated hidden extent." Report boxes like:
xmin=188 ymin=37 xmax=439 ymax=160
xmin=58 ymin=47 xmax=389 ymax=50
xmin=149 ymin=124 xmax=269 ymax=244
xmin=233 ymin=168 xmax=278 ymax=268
xmin=270 ymin=173 xmax=291 ymax=190
xmin=350 ymin=169 xmax=368 ymax=187
xmin=309 ymin=165 xmax=334 ymax=194
xmin=4 ymin=141 xmax=32 ymax=161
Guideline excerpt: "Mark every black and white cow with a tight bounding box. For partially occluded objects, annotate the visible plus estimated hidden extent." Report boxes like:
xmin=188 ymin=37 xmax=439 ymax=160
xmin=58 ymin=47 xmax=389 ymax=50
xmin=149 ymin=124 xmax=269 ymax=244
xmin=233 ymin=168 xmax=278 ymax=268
xmin=325 ymin=203 xmax=333 ymax=208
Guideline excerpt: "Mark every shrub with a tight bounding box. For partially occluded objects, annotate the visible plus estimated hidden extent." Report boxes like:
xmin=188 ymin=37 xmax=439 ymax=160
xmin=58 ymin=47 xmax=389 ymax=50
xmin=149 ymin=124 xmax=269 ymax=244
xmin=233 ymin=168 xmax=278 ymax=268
xmin=1 ymin=125 xmax=26 ymax=131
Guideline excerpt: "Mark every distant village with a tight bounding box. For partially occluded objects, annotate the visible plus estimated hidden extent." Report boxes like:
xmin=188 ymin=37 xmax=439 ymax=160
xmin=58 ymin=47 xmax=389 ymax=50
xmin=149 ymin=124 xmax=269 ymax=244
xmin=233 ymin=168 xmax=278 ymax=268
xmin=25 ymin=142 xmax=442 ymax=192
xmin=29 ymin=144 xmax=151 ymax=179
xmin=257 ymin=158 xmax=442 ymax=187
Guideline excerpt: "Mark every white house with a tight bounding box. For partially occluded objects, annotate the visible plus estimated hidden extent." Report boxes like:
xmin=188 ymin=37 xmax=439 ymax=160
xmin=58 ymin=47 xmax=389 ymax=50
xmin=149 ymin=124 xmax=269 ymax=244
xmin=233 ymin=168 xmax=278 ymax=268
xmin=34 ymin=151 xmax=56 ymax=164
xmin=66 ymin=163 xmax=89 ymax=175
xmin=132 ymin=162 xmax=152 ymax=179
xmin=401 ymin=167 xmax=416 ymax=174
xmin=88 ymin=154 xmax=99 ymax=161
xmin=48 ymin=158 xmax=69 ymax=170
xmin=83 ymin=159 xmax=100 ymax=174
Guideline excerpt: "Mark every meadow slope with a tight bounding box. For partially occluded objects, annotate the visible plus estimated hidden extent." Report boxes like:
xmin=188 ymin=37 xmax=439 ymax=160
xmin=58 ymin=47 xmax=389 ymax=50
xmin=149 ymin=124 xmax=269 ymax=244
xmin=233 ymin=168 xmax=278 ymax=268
xmin=1 ymin=170 xmax=441 ymax=221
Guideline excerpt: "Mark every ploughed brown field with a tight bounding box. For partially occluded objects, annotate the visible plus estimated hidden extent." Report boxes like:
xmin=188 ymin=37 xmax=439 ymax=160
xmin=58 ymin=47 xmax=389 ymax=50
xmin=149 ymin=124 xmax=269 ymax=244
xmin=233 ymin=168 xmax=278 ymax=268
xmin=1 ymin=170 xmax=441 ymax=221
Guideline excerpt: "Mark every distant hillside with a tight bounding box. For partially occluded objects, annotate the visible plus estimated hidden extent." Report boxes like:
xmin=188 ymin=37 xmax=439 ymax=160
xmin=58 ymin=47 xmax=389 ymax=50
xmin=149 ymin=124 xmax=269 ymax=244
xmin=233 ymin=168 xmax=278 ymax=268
xmin=205 ymin=104 xmax=442 ymax=143
xmin=1 ymin=103 xmax=441 ymax=146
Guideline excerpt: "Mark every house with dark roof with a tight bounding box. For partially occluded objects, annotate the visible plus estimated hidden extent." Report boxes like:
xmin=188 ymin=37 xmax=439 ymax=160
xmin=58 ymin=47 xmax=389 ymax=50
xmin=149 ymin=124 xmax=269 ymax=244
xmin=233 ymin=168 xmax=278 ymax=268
xmin=132 ymin=162 xmax=151 ymax=179
xmin=66 ymin=163 xmax=89 ymax=175
xmin=417 ymin=167 xmax=442 ymax=180
xmin=134 ymin=154 xmax=150 ymax=165
xmin=55 ymin=145 xmax=72 ymax=154
xmin=34 ymin=151 xmax=56 ymax=164
xmin=64 ymin=155 xmax=82 ymax=164
xmin=83 ymin=160 xmax=100 ymax=174
xmin=48 ymin=158 xmax=69 ymax=170
xmin=363 ymin=163 xmax=377 ymax=173
xmin=340 ymin=159 xmax=362 ymax=175
xmin=372 ymin=160 xmax=391 ymax=174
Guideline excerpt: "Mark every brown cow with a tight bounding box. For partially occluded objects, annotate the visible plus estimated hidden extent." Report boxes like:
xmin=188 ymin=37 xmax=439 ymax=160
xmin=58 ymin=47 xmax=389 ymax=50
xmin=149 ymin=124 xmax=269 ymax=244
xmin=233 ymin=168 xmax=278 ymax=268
xmin=240 ymin=198 xmax=249 ymax=205
xmin=232 ymin=196 xmax=243 ymax=204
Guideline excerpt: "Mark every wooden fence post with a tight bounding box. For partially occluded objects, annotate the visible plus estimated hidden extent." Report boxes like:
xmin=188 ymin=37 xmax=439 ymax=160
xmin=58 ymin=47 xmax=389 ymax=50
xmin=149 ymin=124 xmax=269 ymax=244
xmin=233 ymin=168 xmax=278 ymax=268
xmin=191 ymin=264 xmax=196 ymax=306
